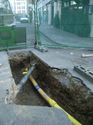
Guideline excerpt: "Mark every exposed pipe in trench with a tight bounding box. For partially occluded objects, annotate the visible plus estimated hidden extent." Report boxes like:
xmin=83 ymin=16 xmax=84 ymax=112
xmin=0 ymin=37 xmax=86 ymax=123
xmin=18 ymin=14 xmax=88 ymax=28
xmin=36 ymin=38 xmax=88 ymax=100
xmin=17 ymin=65 xmax=82 ymax=125
xmin=29 ymin=75 xmax=82 ymax=125
xmin=17 ymin=64 xmax=36 ymax=92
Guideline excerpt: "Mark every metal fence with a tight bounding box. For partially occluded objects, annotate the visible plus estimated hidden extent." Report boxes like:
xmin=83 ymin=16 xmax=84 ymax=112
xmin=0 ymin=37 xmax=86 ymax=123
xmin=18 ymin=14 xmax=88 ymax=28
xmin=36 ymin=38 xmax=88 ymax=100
xmin=0 ymin=26 xmax=27 ymax=51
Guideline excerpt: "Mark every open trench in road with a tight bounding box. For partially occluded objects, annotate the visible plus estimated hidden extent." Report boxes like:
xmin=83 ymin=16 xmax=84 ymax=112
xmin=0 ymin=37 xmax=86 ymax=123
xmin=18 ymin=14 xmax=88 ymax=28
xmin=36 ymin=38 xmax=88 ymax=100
xmin=9 ymin=51 xmax=93 ymax=125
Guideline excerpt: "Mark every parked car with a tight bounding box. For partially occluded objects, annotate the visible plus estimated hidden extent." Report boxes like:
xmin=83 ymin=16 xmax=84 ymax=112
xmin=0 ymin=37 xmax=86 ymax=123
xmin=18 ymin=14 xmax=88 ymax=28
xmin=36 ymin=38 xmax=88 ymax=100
xmin=20 ymin=17 xmax=29 ymax=23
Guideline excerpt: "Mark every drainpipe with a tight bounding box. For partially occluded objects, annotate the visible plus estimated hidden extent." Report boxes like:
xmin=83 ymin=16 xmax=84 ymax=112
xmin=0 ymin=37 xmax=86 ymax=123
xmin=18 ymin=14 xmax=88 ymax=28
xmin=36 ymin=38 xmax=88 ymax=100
xmin=89 ymin=0 xmax=93 ymax=37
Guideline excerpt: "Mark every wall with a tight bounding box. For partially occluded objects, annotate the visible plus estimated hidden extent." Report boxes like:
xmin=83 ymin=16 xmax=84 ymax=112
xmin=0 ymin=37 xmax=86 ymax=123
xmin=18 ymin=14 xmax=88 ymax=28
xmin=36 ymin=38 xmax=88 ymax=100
xmin=89 ymin=0 xmax=93 ymax=37
xmin=38 ymin=0 xmax=93 ymax=37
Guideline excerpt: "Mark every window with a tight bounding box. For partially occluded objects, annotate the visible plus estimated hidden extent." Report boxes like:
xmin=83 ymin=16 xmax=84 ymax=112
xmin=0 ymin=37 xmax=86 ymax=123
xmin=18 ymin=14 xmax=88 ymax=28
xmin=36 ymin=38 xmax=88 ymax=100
xmin=17 ymin=2 xmax=20 ymax=5
xmin=22 ymin=10 xmax=25 ymax=13
xmin=17 ymin=6 xmax=21 ymax=9
xmin=22 ymin=6 xmax=25 ymax=9
xmin=89 ymin=5 xmax=93 ymax=14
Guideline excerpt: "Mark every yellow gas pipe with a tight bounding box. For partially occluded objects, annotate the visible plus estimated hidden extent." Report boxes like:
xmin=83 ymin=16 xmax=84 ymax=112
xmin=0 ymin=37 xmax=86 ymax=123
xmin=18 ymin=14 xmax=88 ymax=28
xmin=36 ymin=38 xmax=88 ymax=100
xmin=30 ymin=76 xmax=82 ymax=125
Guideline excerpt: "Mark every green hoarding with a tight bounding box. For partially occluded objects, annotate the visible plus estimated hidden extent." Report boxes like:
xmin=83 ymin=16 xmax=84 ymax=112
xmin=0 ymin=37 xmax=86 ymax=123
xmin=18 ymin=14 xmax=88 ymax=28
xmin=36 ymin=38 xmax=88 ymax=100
xmin=0 ymin=26 xmax=16 ymax=48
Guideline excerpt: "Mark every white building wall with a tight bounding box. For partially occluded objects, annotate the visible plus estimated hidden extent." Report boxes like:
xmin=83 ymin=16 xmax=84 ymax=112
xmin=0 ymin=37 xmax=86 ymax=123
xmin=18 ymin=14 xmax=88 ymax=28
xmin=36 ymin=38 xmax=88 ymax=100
xmin=58 ymin=0 xmax=61 ymax=20
xmin=10 ymin=0 xmax=28 ymax=14
xmin=37 ymin=0 xmax=51 ymax=25
xmin=37 ymin=0 xmax=62 ymax=25
xmin=89 ymin=0 xmax=93 ymax=37
xmin=48 ymin=4 xmax=52 ymax=25
xmin=54 ymin=1 xmax=57 ymax=17
xmin=9 ymin=0 xmax=15 ymax=13
xmin=38 ymin=0 xmax=51 ymax=9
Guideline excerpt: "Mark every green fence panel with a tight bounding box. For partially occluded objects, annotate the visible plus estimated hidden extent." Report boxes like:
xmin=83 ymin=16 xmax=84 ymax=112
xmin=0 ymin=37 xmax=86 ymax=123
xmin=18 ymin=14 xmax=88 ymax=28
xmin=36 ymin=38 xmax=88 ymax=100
xmin=15 ymin=27 xmax=26 ymax=44
xmin=0 ymin=26 xmax=16 ymax=48
xmin=61 ymin=7 xmax=91 ymax=37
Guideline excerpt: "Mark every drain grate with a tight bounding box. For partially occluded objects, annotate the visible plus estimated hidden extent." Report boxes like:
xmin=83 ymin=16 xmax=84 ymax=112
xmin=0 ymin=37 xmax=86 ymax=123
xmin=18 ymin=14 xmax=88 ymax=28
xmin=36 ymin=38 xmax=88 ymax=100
xmin=74 ymin=65 xmax=93 ymax=83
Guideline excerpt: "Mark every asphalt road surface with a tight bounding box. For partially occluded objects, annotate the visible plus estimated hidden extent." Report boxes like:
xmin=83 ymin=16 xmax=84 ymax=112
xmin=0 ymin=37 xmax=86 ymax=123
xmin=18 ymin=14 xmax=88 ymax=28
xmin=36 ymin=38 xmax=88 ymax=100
xmin=16 ymin=22 xmax=35 ymax=47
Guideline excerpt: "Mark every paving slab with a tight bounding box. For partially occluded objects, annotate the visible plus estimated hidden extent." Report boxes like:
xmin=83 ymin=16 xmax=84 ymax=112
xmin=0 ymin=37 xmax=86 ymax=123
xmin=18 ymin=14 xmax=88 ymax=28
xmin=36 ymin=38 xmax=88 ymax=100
xmin=0 ymin=51 xmax=15 ymax=104
xmin=31 ymin=48 xmax=93 ymax=91
xmin=0 ymin=104 xmax=71 ymax=125
xmin=31 ymin=48 xmax=93 ymax=69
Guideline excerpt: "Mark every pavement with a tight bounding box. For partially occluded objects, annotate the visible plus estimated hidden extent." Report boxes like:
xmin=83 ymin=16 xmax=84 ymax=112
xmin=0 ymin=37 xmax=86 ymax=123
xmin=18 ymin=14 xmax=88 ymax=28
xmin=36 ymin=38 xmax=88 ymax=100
xmin=0 ymin=51 xmax=15 ymax=104
xmin=31 ymin=48 xmax=93 ymax=92
xmin=0 ymin=104 xmax=71 ymax=125
xmin=40 ymin=24 xmax=93 ymax=49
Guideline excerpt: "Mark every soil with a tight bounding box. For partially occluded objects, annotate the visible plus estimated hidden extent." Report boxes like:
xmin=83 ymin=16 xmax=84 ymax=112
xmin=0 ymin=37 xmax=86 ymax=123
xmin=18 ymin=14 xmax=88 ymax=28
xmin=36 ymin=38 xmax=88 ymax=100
xmin=9 ymin=52 xmax=49 ymax=106
xmin=9 ymin=51 xmax=93 ymax=125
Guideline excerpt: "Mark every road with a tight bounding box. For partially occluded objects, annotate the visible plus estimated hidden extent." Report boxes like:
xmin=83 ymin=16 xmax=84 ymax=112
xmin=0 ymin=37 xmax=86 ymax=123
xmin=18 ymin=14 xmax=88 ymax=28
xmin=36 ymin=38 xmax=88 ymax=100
xmin=15 ymin=22 xmax=62 ymax=48
xmin=16 ymin=23 xmax=35 ymax=47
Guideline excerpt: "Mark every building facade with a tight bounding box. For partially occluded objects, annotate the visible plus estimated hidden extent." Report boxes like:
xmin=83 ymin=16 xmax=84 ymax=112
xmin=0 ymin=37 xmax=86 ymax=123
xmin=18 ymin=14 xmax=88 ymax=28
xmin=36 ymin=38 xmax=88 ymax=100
xmin=89 ymin=0 xmax=93 ymax=37
xmin=0 ymin=0 xmax=14 ymax=25
xmin=10 ymin=0 xmax=28 ymax=14
xmin=14 ymin=0 xmax=28 ymax=14
xmin=37 ymin=0 xmax=93 ymax=37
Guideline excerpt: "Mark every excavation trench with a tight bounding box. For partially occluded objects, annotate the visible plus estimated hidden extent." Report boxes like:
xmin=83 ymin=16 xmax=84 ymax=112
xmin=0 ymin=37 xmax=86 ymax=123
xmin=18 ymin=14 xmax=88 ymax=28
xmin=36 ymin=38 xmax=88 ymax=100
xmin=9 ymin=51 xmax=93 ymax=125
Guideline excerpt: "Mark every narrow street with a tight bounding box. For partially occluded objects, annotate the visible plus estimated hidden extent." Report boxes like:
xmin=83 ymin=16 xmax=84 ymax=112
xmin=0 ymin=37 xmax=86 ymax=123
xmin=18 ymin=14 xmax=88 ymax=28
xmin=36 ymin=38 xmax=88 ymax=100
xmin=16 ymin=23 xmax=35 ymax=47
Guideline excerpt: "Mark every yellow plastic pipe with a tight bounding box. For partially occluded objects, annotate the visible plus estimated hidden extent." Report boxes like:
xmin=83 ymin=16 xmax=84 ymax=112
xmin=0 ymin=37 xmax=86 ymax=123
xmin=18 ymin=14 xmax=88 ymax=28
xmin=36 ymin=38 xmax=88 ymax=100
xmin=30 ymin=76 xmax=82 ymax=125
